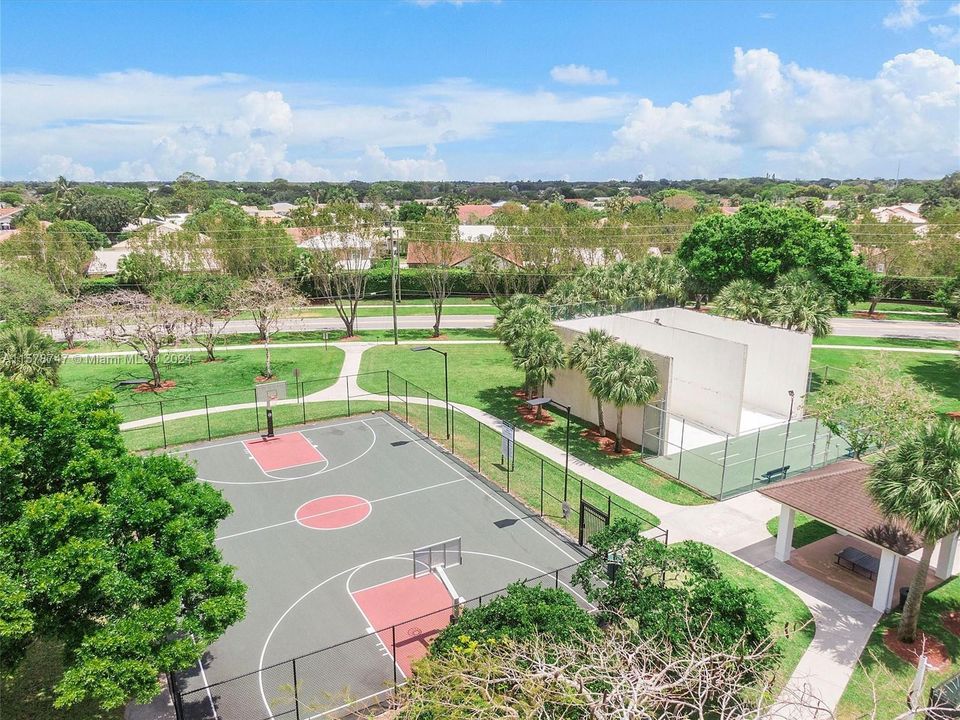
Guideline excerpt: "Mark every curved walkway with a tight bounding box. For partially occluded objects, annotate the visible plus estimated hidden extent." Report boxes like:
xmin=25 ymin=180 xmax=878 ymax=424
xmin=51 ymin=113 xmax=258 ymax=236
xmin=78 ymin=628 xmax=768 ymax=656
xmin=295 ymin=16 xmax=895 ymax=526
xmin=120 ymin=341 xmax=878 ymax=717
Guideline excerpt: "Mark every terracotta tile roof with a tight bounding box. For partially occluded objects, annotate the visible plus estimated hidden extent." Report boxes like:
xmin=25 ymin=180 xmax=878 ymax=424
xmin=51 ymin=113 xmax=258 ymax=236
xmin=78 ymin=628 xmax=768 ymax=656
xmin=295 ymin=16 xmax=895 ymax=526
xmin=406 ymin=241 xmax=523 ymax=268
xmin=758 ymin=460 xmax=921 ymax=554
xmin=457 ymin=204 xmax=496 ymax=223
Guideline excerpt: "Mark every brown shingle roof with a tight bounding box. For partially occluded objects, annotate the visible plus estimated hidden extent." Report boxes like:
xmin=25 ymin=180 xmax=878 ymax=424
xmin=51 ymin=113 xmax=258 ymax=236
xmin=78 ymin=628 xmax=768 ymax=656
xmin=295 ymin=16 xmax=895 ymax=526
xmin=406 ymin=241 xmax=523 ymax=268
xmin=758 ymin=460 xmax=921 ymax=554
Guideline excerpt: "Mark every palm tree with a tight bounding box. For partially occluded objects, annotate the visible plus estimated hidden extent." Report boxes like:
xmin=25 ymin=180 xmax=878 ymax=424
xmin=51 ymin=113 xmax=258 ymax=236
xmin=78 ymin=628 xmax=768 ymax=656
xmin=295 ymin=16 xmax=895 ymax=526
xmin=0 ymin=326 xmax=62 ymax=384
xmin=713 ymin=279 xmax=770 ymax=323
xmin=52 ymin=175 xmax=71 ymax=202
xmin=56 ymin=191 xmax=82 ymax=220
xmin=866 ymin=420 xmax=960 ymax=643
xmin=513 ymin=327 xmax=565 ymax=417
xmin=568 ymin=328 xmax=615 ymax=437
xmin=495 ymin=302 xmax=550 ymax=352
xmin=768 ymin=276 xmax=834 ymax=337
xmin=137 ymin=190 xmax=162 ymax=220
xmin=544 ymin=280 xmax=587 ymax=319
xmin=589 ymin=342 xmax=660 ymax=453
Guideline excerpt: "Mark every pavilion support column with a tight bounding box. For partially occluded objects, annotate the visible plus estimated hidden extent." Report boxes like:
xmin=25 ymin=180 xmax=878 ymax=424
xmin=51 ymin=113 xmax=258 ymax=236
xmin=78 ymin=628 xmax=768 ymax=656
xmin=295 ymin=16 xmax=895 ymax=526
xmin=873 ymin=549 xmax=900 ymax=612
xmin=935 ymin=531 xmax=958 ymax=580
xmin=774 ymin=505 xmax=796 ymax=562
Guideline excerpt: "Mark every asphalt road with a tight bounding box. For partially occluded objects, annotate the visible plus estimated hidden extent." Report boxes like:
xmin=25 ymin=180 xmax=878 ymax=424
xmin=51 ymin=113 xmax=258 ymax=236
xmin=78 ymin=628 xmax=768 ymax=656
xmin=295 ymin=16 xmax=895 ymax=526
xmin=64 ymin=314 xmax=959 ymax=341
xmin=829 ymin=317 xmax=960 ymax=341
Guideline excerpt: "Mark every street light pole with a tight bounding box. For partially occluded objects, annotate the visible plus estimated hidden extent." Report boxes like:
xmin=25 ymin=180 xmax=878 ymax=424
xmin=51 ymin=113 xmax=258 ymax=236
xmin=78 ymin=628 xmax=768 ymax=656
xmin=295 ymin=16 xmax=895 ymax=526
xmin=781 ymin=389 xmax=795 ymax=470
xmin=411 ymin=346 xmax=450 ymax=439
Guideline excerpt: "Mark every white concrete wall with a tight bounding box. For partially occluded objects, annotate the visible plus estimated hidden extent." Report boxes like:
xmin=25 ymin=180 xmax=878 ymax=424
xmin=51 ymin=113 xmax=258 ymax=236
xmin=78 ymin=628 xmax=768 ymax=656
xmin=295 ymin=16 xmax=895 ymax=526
xmin=624 ymin=308 xmax=812 ymax=419
xmin=556 ymin=314 xmax=747 ymax=435
xmin=546 ymin=325 xmax=672 ymax=453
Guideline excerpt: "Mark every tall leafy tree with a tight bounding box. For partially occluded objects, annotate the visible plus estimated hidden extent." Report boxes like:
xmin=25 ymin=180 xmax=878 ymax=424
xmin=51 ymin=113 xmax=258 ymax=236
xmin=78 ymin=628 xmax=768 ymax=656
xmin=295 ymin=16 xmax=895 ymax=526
xmin=0 ymin=326 xmax=62 ymax=383
xmin=589 ymin=342 xmax=660 ymax=453
xmin=866 ymin=421 xmax=960 ymax=643
xmin=0 ymin=379 xmax=246 ymax=709
xmin=0 ymin=215 xmax=91 ymax=297
xmin=73 ymin=195 xmax=136 ymax=237
xmin=567 ymin=328 xmax=616 ymax=437
xmin=676 ymin=203 xmax=876 ymax=310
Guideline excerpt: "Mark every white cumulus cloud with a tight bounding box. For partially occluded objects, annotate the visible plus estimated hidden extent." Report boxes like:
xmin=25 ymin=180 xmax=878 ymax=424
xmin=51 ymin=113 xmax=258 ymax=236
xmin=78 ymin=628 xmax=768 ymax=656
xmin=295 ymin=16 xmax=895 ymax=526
xmin=550 ymin=64 xmax=618 ymax=86
xmin=603 ymin=47 xmax=959 ymax=179
xmin=884 ymin=0 xmax=927 ymax=28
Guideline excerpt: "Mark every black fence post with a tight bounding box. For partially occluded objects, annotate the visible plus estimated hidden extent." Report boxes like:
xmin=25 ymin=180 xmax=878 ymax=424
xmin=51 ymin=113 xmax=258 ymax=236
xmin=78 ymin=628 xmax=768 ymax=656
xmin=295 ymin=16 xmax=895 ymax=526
xmin=166 ymin=672 xmax=184 ymax=720
xmin=451 ymin=409 xmax=456 ymax=453
xmin=392 ymin=625 xmax=398 ymax=687
xmin=426 ymin=392 xmax=431 ymax=437
xmin=254 ymin=390 xmax=261 ymax=433
xmin=405 ymin=379 xmax=409 ymax=422
xmin=346 ymin=376 xmax=351 ymax=416
xmin=292 ymin=657 xmax=301 ymax=720
xmin=477 ymin=421 xmax=481 ymax=468
xmin=554 ymin=569 xmax=559 ymax=589
xmin=386 ymin=370 xmax=391 ymax=412
xmin=302 ymin=381 xmax=307 ymax=424
xmin=539 ymin=459 xmax=544 ymax=516
xmin=159 ymin=401 xmax=167 ymax=449
xmin=506 ymin=456 xmax=510 ymax=492
xmin=204 ymin=396 xmax=211 ymax=440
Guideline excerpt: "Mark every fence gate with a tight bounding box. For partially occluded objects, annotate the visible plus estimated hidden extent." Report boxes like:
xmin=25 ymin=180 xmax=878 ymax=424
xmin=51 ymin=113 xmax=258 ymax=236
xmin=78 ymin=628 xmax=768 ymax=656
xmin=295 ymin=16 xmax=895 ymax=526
xmin=579 ymin=499 xmax=610 ymax=547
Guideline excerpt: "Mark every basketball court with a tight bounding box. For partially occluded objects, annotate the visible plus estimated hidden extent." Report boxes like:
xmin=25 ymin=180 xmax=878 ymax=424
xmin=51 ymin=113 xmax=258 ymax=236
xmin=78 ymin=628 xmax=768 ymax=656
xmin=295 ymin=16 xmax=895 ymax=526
xmin=171 ymin=411 xmax=591 ymax=720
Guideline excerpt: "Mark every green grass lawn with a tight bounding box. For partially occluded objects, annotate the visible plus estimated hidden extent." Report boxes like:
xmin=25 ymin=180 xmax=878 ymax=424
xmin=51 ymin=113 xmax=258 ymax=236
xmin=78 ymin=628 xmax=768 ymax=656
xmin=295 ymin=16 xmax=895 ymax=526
xmin=705 ymin=545 xmax=815 ymax=695
xmin=61 ymin=346 xmax=345 ymax=422
xmin=810 ymin=348 xmax=960 ymax=414
xmin=848 ymin=301 xmax=947 ymax=314
xmin=837 ymin=576 xmax=960 ymax=720
xmin=766 ymin=512 xmax=836 ymax=548
xmin=357 ymin=344 xmax=710 ymax=506
xmin=814 ymin=335 xmax=960 ymax=350
xmin=1 ymin=639 xmax=125 ymax=720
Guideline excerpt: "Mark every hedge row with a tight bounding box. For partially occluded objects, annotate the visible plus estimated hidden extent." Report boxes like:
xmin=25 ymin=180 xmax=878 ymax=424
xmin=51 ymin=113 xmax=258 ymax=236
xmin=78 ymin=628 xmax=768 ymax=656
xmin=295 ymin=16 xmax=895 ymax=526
xmin=877 ymin=275 xmax=951 ymax=301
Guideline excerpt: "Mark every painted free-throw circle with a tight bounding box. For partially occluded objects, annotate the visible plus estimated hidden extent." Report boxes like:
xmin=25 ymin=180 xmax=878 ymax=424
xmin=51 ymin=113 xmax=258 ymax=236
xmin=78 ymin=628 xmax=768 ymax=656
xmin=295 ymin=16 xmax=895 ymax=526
xmin=295 ymin=495 xmax=372 ymax=530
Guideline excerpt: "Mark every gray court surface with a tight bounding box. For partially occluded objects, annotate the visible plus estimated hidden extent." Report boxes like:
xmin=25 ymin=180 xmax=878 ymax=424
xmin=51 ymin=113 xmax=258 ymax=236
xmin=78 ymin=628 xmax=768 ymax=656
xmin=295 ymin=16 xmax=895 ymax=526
xmin=171 ymin=411 xmax=590 ymax=720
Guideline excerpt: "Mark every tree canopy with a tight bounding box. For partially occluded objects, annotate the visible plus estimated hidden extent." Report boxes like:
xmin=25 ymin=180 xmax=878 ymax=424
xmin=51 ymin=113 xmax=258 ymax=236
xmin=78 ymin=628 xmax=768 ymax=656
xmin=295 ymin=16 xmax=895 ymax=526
xmin=0 ymin=379 xmax=246 ymax=709
xmin=677 ymin=203 xmax=876 ymax=309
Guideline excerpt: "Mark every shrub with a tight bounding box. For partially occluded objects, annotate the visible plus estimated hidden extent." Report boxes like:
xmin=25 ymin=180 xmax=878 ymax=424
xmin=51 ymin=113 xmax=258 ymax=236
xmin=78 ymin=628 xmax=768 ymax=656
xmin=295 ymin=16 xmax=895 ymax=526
xmin=430 ymin=583 xmax=596 ymax=656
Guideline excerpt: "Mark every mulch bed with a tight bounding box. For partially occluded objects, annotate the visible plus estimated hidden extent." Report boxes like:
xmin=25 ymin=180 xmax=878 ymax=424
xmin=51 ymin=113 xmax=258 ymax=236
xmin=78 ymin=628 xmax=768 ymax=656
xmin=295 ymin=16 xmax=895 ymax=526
xmin=580 ymin=427 xmax=636 ymax=457
xmin=853 ymin=311 xmax=887 ymax=320
xmin=516 ymin=402 xmax=555 ymax=426
xmin=943 ymin=611 xmax=960 ymax=637
xmin=883 ymin=627 xmax=951 ymax=671
xmin=133 ymin=380 xmax=177 ymax=393
xmin=62 ymin=346 xmax=87 ymax=354
xmin=255 ymin=375 xmax=280 ymax=383
xmin=339 ymin=335 xmax=362 ymax=342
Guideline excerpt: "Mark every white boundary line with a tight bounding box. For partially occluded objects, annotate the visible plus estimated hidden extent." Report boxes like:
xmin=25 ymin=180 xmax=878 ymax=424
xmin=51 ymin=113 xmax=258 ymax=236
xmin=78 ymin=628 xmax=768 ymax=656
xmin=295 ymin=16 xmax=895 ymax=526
xmin=294 ymin=494 xmax=372 ymax=532
xmin=385 ymin=417 xmax=581 ymax=563
xmin=198 ymin=418 xmax=382 ymax=485
xmin=256 ymin=548 xmax=592 ymax=719
xmin=241 ymin=430 xmax=328 ymax=474
xmin=216 ymin=477 xmax=465 ymax=541
xmin=169 ymin=416 xmax=382 ymax=455
xmin=190 ymin=633 xmax=220 ymax=720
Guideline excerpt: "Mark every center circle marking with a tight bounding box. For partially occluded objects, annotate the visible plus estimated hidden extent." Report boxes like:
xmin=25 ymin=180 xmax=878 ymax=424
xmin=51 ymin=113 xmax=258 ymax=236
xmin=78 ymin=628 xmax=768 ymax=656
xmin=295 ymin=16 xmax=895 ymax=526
xmin=295 ymin=495 xmax=372 ymax=530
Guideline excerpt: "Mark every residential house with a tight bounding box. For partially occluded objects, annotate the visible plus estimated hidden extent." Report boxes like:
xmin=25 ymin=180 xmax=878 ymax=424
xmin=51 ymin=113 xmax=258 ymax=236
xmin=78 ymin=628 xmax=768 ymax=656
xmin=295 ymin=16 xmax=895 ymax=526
xmin=405 ymin=241 xmax=523 ymax=269
xmin=286 ymin=228 xmax=375 ymax=270
xmin=457 ymin=204 xmax=497 ymax=224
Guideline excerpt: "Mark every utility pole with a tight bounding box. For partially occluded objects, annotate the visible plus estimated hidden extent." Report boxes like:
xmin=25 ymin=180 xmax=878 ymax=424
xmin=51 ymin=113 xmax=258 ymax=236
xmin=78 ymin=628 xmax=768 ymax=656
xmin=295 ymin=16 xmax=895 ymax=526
xmin=390 ymin=219 xmax=399 ymax=346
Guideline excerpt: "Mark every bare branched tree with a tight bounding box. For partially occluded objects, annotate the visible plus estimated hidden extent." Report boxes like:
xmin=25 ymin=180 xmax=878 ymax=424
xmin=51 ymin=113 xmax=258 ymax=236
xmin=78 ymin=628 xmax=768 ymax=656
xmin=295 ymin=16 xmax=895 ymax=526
xmin=46 ymin=300 xmax=91 ymax=350
xmin=89 ymin=291 xmax=190 ymax=388
xmin=386 ymin=621 xmax=942 ymax=720
xmin=187 ymin=310 xmax=234 ymax=362
xmin=229 ymin=277 xmax=305 ymax=378
xmin=295 ymin=227 xmax=375 ymax=338
xmin=416 ymin=241 xmax=460 ymax=338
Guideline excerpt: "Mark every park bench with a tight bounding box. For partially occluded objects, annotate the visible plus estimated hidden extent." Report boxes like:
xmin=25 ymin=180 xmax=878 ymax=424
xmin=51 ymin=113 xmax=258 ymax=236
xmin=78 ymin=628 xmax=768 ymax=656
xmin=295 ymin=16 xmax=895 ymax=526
xmin=757 ymin=465 xmax=790 ymax=484
xmin=835 ymin=546 xmax=880 ymax=580
xmin=114 ymin=379 xmax=151 ymax=388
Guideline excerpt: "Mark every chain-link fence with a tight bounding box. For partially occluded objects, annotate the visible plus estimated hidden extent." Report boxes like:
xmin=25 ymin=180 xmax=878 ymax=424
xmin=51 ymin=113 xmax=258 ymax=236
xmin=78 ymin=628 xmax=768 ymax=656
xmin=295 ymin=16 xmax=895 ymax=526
xmin=171 ymin=559 xmax=605 ymax=720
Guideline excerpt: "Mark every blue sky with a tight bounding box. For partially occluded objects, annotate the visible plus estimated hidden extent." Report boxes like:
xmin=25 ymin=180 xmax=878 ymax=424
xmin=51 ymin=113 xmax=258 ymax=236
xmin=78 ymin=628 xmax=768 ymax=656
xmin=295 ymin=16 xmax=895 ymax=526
xmin=1 ymin=0 xmax=958 ymax=181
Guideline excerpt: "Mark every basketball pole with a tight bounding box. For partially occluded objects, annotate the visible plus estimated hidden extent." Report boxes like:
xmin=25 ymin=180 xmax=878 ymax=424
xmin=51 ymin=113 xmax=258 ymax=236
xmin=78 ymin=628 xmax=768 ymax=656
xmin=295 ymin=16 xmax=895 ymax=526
xmin=264 ymin=394 xmax=276 ymax=439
